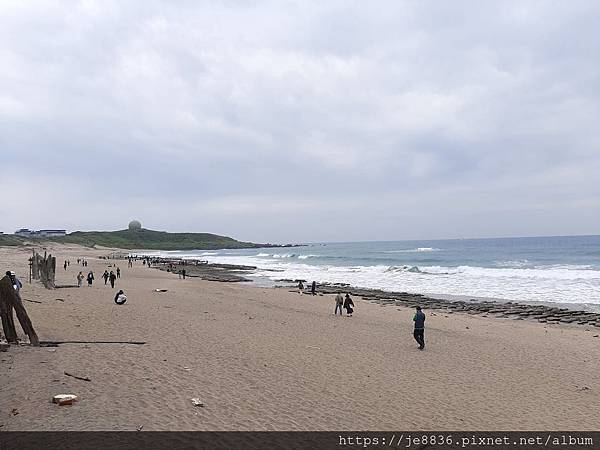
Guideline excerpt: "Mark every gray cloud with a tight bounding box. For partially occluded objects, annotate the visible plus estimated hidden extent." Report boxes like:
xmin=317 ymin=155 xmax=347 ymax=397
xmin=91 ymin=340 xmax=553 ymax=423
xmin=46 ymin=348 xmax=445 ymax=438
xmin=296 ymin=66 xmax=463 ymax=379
xmin=0 ymin=0 xmax=598 ymax=242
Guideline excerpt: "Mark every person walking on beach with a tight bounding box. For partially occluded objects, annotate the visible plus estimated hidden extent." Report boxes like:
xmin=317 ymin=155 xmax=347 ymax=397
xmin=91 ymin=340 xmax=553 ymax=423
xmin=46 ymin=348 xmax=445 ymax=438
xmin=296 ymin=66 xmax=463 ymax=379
xmin=116 ymin=267 xmax=121 ymax=279
xmin=413 ymin=306 xmax=426 ymax=350
xmin=311 ymin=281 xmax=316 ymax=295
xmin=87 ymin=271 xmax=94 ymax=286
xmin=343 ymin=293 xmax=354 ymax=317
xmin=64 ymin=260 xmax=68 ymax=271
xmin=109 ymin=271 xmax=116 ymax=288
xmin=77 ymin=271 xmax=84 ymax=287
xmin=102 ymin=270 xmax=109 ymax=285
xmin=335 ymin=292 xmax=344 ymax=315
xmin=182 ymin=269 xmax=186 ymax=280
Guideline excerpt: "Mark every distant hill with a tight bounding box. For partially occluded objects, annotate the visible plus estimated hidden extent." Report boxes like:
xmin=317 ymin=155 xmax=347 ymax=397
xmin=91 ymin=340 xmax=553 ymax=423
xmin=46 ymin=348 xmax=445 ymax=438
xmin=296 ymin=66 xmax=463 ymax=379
xmin=0 ymin=234 xmax=25 ymax=246
xmin=48 ymin=228 xmax=269 ymax=250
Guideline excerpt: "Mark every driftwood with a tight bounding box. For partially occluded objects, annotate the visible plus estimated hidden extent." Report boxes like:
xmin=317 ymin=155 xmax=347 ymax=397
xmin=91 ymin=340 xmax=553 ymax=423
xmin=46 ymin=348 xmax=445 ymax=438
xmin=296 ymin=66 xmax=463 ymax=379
xmin=0 ymin=276 xmax=40 ymax=346
xmin=64 ymin=371 xmax=91 ymax=382
xmin=40 ymin=340 xmax=146 ymax=346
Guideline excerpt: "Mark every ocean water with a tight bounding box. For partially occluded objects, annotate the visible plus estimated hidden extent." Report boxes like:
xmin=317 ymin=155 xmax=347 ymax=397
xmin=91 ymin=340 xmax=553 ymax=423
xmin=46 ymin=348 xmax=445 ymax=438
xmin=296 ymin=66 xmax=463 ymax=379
xmin=142 ymin=235 xmax=600 ymax=308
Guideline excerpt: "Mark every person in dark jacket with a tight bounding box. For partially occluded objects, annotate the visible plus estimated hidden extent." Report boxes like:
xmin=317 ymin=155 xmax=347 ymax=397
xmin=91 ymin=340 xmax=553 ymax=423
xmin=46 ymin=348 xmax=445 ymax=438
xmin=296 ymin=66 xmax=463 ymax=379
xmin=102 ymin=270 xmax=109 ymax=285
xmin=114 ymin=289 xmax=127 ymax=305
xmin=109 ymin=271 xmax=117 ymax=288
xmin=413 ymin=306 xmax=426 ymax=350
xmin=343 ymin=294 xmax=354 ymax=317
xmin=87 ymin=271 xmax=94 ymax=286
xmin=311 ymin=281 xmax=316 ymax=295
xmin=116 ymin=267 xmax=121 ymax=279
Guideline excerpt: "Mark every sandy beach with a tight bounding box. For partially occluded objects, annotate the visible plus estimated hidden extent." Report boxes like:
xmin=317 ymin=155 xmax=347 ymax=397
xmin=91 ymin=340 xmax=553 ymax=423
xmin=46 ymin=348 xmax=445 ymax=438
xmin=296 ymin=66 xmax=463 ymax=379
xmin=1 ymin=243 xmax=599 ymax=431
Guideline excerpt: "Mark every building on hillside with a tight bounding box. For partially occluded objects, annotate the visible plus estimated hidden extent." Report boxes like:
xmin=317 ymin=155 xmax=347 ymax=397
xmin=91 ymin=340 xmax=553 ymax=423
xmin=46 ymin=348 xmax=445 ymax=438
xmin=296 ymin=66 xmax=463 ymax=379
xmin=14 ymin=228 xmax=67 ymax=237
xmin=37 ymin=229 xmax=67 ymax=237
xmin=15 ymin=228 xmax=35 ymax=237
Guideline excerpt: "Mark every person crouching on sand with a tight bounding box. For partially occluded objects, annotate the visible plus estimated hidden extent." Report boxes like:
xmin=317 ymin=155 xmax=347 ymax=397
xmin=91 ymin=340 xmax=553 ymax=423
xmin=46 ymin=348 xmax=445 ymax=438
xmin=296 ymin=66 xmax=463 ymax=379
xmin=334 ymin=292 xmax=344 ymax=315
xmin=343 ymin=293 xmax=354 ymax=317
xmin=114 ymin=289 xmax=127 ymax=305
xmin=413 ymin=306 xmax=426 ymax=350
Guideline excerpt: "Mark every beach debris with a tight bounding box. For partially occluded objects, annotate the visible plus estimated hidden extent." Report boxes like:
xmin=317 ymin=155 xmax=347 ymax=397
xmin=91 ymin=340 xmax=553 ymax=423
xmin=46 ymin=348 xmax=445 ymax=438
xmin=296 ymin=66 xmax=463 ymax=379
xmin=47 ymin=348 xmax=56 ymax=352
xmin=137 ymin=425 xmax=144 ymax=431
xmin=593 ymin=335 xmax=599 ymax=338
xmin=41 ymin=340 xmax=145 ymax=346
xmin=64 ymin=371 xmax=91 ymax=382
xmin=0 ymin=342 xmax=9 ymax=352
xmin=183 ymin=367 xmax=191 ymax=371
xmin=154 ymin=289 xmax=168 ymax=292
xmin=191 ymin=398 xmax=205 ymax=407
xmin=54 ymin=298 xmax=65 ymax=302
xmin=576 ymin=386 xmax=590 ymax=392
xmin=24 ymin=298 xmax=43 ymax=304
xmin=306 ymin=346 xmax=321 ymax=350
xmin=52 ymin=394 xmax=79 ymax=406
xmin=11 ymin=408 xmax=19 ymax=416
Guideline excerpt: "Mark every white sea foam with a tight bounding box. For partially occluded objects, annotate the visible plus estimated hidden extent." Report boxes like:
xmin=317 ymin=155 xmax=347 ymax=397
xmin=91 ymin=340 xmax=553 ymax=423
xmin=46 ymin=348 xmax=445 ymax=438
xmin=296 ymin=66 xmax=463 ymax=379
xmin=384 ymin=247 xmax=442 ymax=253
xmin=143 ymin=251 xmax=600 ymax=306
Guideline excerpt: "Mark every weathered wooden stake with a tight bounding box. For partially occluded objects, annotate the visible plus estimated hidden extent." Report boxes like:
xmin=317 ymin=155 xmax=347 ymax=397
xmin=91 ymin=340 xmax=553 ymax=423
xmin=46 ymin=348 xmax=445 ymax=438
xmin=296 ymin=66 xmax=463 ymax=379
xmin=0 ymin=276 xmax=39 ymax=346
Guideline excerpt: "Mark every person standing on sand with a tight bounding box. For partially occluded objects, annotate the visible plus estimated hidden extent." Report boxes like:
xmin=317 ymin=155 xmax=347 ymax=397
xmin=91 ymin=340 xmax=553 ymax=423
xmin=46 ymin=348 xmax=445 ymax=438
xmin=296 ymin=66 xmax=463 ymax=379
xmin=335 ymin=292 xmax=344 ymax=315
xmin=311 ymin=281 xmax=316 ymax=295
xmin=87 ymin=271 xmax=94 ymax=286
xmin=6 ymin=271 xmax=22 ymax=292
xmin=64 ymin=261 xmax=67 ymax=271
xmin=343 ymin=294 xmax=354 ymax=317
xmin=297 ymin=280 xmax=304 ymax=294
xmin=102 ymin=270 xmax=109 ymax=285
xmin=77 ymin=272 xmax=84 ymax=287
xmin=182 ymin=269 xmax=186 ymax=279
xmin=116 ymin=267 xmax=121 ymax=279
xmin=413 ymin=306 xmax=426 ymax=350
xmin=109 ymin=271 xmax=116 ymax=288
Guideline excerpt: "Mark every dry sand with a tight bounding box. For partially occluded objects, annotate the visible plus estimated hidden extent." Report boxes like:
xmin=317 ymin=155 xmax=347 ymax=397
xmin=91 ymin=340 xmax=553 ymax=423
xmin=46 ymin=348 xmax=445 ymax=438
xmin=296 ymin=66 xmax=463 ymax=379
xmin=1 ymin=244 xmax=599 ymax=431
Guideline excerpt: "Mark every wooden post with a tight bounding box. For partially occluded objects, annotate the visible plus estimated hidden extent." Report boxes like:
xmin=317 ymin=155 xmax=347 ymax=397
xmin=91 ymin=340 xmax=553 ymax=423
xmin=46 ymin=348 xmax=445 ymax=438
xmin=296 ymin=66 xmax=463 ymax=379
xmin=32 ymin=250 xmax=39 ymax=280
xmin=0 ymin=276 xmax=39 ymax=346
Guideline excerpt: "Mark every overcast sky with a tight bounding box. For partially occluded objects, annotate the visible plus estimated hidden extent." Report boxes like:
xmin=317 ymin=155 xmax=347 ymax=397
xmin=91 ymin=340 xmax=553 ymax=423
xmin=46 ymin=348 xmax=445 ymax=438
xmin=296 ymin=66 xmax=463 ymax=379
xmin=1 ymin=0 xmax=598 ymax=243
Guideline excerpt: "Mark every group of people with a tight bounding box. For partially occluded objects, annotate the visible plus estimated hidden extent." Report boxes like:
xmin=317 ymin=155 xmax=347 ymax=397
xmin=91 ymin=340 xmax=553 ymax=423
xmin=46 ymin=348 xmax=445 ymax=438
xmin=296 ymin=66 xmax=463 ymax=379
xmin=76 ymin=267 xmax=121 ymax=289
xmin=297 ymin=280 xmax=317 ymax=295
xmin=102 ymin=268 xmax=120 ymax=288
xmin=334 ymin=292 xmax=355 ymax=316
xmin=76 ymin=258 xmax=89 ymax=267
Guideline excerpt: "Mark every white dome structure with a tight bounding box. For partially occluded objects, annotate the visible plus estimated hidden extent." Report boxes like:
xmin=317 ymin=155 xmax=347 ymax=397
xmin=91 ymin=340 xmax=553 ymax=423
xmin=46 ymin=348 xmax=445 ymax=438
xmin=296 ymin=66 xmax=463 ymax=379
xmin=128 ymin=220 xmax=142 ymax=230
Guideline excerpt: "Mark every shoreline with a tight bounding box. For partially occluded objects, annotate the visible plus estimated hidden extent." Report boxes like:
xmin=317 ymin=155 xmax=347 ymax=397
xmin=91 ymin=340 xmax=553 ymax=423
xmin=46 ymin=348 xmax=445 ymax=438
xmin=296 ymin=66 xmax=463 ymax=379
xmin=146 ymin=257 xmax=600 ymax=328
xmin=2 ymin=243 xmax=600 ymax=431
